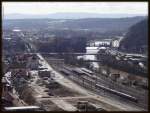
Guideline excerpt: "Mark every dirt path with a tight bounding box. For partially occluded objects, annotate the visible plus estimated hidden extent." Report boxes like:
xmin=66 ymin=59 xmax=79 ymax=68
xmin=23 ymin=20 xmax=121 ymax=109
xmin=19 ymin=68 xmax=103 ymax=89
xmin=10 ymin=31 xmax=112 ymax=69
xmin=51 ymin=100 xmax=77 ymax=111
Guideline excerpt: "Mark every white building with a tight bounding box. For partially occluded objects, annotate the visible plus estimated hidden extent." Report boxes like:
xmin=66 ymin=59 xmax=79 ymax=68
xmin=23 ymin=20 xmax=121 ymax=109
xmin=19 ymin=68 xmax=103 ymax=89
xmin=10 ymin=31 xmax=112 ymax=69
xmin=112 ymin=39 xmax=119 ymax=47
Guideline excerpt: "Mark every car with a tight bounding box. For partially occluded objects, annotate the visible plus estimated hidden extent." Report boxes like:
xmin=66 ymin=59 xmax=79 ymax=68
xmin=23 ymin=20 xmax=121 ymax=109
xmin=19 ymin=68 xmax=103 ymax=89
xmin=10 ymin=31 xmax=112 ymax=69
xmin=44 ymin=89 xmax=49 ymax=92
xmin=43 ymin=77 xmax=49 ymax=80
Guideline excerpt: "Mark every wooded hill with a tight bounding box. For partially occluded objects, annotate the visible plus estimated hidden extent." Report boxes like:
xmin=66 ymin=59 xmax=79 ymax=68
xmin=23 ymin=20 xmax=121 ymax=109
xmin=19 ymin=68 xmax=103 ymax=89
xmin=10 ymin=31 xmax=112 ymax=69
xmin=119 ymin=19 xmax=148 ymax=54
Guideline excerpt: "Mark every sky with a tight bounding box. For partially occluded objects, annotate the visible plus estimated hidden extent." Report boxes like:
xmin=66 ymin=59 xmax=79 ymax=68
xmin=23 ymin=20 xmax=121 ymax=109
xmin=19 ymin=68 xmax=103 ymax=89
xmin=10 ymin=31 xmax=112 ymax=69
xmin=2 ymin=2 xmax=148 ymax=15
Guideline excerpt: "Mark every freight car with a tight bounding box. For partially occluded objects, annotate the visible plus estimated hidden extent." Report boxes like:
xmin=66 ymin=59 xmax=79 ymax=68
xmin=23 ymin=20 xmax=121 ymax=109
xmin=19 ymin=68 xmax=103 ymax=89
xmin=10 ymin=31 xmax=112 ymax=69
xmin=60 ymin=69 xmax=71 ymax=76
xmin=72 ymin=68 xmax=96 ymax=80
xmin=72 ymin=68 xmax=85 ymax=75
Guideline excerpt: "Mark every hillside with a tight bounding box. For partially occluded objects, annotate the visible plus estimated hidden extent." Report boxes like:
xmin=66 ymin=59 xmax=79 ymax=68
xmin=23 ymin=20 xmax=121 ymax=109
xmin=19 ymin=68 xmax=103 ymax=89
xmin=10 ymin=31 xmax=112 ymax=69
xmin=4 ymin=13 xmax=146 ymax=20
xmin=119 ymin=19 xmax=148 ymax=54
xmin=3 ymin=16 xmax=145 ymax=34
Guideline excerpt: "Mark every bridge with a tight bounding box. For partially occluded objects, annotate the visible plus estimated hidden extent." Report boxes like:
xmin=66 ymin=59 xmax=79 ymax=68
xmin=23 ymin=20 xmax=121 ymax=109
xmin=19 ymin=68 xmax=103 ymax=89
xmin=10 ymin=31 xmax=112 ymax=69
xmin=22 ymin=52 xmax=147 ymax=58
xmin=22 ymin=52 xmax=100 ymax=56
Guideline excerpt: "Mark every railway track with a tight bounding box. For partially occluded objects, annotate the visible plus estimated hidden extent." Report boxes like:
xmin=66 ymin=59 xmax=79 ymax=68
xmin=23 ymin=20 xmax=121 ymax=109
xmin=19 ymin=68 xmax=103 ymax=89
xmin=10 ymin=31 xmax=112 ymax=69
xmin=55 ymin=65 xmax=147 ymax=110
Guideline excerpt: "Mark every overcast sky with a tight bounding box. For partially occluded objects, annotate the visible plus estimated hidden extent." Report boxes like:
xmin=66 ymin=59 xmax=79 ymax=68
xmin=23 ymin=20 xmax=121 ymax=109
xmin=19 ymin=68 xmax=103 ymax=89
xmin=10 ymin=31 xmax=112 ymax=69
xmin=2 ymin=2 xmax=148 ymax=15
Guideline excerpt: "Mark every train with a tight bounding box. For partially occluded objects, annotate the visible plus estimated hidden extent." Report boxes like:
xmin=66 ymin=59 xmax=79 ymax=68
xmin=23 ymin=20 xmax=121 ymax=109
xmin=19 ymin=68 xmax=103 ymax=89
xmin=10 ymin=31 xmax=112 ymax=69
xmin=95 ymin=84 xmax=138 ymax=103
xmin=60 ymin=67 xmax=138 ymax=103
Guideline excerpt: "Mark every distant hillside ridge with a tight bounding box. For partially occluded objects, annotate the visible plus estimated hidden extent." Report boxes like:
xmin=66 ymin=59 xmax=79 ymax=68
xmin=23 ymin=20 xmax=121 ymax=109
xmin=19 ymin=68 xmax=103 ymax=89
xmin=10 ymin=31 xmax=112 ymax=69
xmin=4 ymin=13 xmax=146 ymax=19
xmin=3 ymin=16 xmax=146 ymax=34
xmin=119 ymin=18 xmax=148 ymax=54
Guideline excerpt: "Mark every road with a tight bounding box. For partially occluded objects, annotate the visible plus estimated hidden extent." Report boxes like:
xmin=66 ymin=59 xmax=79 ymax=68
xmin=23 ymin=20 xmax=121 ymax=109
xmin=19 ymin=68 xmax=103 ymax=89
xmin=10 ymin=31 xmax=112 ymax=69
xmin=38 ymin=96 xmax=95 ymax=101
